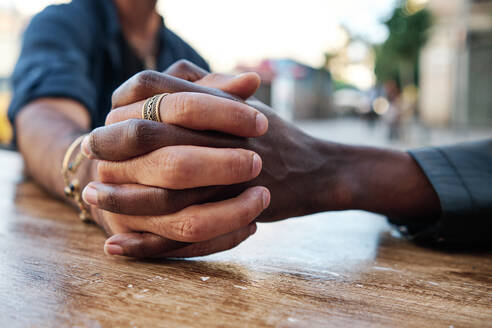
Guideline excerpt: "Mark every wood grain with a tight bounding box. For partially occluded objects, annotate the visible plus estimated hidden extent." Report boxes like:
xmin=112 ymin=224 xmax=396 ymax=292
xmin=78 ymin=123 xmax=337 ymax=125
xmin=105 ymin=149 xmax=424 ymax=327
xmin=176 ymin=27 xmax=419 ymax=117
xmin=0 ymin=150 xmax=490 ymax=327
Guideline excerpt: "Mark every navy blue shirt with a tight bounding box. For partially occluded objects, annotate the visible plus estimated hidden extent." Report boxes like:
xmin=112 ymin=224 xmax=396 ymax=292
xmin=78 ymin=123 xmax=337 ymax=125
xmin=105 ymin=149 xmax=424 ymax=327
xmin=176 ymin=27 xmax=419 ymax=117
xmin=8 ymin=0 xmax=209 ymax=130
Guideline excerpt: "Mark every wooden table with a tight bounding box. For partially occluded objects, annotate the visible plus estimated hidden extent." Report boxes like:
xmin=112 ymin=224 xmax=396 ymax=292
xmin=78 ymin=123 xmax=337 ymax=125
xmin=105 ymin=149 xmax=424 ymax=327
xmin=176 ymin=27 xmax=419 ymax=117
xmin=0 ymin=150 xmax=491 ymax=327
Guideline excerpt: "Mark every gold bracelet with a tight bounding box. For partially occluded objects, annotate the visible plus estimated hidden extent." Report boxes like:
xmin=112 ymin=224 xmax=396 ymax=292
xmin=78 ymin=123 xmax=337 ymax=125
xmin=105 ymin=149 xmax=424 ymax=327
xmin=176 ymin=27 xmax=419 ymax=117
xmin=61 ymin=134 xmax=91 ymax=222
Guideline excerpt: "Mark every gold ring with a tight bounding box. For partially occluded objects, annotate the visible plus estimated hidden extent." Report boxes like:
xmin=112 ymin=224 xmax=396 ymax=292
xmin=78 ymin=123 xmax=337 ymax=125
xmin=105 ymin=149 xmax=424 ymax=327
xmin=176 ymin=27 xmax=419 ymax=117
xmin=154 ymin=93 xmax=170 ymax=122
xmin=141 ymin=93 xmax=169 ymax=122
xmin=141 ymin=96 xmax=155 ymax=120
xmin=146 ymin=96 xmax=156 ymax=121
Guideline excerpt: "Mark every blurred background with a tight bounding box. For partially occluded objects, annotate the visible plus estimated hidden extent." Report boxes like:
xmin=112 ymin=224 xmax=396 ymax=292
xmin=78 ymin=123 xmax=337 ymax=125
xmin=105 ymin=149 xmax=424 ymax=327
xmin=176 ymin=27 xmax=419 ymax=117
xmin=0 ymin=0 xmax=491 ymax=148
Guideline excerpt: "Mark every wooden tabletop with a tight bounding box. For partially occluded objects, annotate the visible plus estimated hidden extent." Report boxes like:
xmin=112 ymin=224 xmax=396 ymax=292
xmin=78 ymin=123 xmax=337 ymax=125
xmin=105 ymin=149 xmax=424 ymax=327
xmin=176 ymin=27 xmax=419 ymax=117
xmin=0 ymin=149 xmax=491 ymax=328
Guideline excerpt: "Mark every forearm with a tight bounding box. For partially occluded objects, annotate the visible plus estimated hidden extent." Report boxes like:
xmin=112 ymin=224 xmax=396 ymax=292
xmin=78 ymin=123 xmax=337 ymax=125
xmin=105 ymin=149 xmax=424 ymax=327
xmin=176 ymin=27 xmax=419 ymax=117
xmin=314 ymin=141 xmax=441 ymax=220
xmin=16 ymin=98 xmax=95 ymax=203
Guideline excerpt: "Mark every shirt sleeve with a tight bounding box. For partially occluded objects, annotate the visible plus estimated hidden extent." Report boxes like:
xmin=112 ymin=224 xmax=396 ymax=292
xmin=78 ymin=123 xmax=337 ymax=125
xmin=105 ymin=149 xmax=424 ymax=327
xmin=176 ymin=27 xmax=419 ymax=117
xmin=8 ymin=5 xmax=97 ymax=131
xmin=389 ymin=139 xmax=492 ymax=246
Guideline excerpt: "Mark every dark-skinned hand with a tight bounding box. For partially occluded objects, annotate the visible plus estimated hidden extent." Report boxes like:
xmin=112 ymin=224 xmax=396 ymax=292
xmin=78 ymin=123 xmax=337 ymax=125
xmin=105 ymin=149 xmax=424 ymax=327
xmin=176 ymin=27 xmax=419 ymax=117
xmin=82 ymin=60 xmax=349 ymax=258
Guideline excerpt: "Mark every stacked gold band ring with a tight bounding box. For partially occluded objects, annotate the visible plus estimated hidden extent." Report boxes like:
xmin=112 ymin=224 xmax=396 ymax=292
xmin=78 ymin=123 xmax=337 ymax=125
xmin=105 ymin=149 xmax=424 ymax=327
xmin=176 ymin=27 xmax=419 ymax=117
xmin=142 ymin=93 xmax=169 ymax=122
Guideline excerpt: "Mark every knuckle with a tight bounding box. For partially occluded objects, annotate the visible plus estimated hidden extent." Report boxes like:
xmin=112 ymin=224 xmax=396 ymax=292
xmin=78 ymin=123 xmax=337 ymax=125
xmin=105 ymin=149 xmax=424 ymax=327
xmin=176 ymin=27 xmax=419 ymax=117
xmin=160 ymin=151 xmax=180 ymax=187
xmin=175 ymin=215 xmax=202 ymax=241
xmin=98 ymin=188 xmax=121 ymax=213
xmin=172 ymin=60 xmax=204 ymax=81
xmin=111 ymin=70 xmax=165 ymax=109
xmin=231 ymin=106 xmax=248 ymax=129
xmin=228 ymin=150 xmax=252 ymax=180
xmin=135 ymin=70 xmax=160 ymax=91
xmin=174 ymin=59 xmax=193 ymax=71
xmin=169 ymin=93 xmax=195 ymax=123
xmin=155 ymin=150 xmax=188 ymax=188
xmin=126 ymin=119 xmax=154 ymax=150
xmin=236 ymin=201 xmax=256 ymax=223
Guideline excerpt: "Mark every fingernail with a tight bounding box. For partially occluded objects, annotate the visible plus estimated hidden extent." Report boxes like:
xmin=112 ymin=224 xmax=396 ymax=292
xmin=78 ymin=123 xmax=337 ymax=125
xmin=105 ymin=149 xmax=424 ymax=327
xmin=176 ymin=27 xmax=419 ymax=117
xmin=80 ymin=136 xmax=93 ymax=159
xmin=256 ymin=113 xmax=268 ymax=135
xmin=252 ymin=154 xmax=262 ymax=177
xmin=236 ymin=72 xmax=249 ymax=78
xmin=238 ymin=72 xmax=259 ymax=79
xmin=82 ymin=184 xmax=98 ymax=206
xmin=104 ymin=243 xmax=124 ymax=256
xmin=262 ymin=189 xmax=270 ymax=209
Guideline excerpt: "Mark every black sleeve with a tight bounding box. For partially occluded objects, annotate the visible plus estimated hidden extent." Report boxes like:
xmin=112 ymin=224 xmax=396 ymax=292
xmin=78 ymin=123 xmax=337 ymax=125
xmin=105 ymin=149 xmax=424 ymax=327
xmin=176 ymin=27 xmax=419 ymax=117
xmin=389 ymin=139 xmax=492 ymax=246
xmin=7 ymin=4 xmax=97 ymax=129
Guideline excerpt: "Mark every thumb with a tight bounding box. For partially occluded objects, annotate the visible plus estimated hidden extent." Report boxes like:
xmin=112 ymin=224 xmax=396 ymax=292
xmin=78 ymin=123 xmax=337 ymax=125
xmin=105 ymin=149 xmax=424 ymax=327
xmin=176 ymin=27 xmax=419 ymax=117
xmin=104 ymin=232 xmax=188 ymax=258
xmin=196 ymin=72 xmax=261 ymax=100
xmin=104 ymin=224 xmax=257 ymax=258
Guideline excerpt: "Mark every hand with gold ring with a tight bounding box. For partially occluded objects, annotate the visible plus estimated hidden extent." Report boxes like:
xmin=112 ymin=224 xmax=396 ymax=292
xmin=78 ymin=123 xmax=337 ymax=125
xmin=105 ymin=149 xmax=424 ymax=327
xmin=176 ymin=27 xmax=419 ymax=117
xmin=80 ymin=63 xmax=272 ymax=258
xmin=81 ymin=60 xmax=347 ymax=258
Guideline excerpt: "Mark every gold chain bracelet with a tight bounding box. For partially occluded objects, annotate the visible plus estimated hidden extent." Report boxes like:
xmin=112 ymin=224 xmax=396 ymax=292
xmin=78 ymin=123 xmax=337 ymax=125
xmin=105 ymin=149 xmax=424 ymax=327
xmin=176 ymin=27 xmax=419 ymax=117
xmin=61 ymin=134 xmax=91 ymax=222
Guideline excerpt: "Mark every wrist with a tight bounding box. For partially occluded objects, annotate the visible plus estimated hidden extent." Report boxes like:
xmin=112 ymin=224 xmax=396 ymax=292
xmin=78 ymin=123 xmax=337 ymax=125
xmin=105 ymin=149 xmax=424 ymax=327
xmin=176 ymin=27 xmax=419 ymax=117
xmin=328 ymin=145 xmax=441 ymax=219
xmin=299 ymin=139 xmax=358 ymax=215
xmin=346 ymin=146 xmax=409 ymax=213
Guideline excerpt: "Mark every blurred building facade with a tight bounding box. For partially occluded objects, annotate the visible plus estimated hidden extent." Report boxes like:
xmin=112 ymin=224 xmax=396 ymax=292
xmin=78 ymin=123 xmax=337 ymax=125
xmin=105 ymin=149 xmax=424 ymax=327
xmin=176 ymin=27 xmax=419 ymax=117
xmin=236 ymin=59 xmax=333 ymax=120
xmin=419 ymin=0 xmax=492 ymax=126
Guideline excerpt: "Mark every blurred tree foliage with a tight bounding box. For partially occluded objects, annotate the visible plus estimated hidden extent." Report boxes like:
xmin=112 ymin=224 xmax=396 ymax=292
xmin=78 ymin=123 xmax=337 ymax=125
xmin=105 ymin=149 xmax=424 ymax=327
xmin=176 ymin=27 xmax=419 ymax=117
xmin=374 ymin=0 xmax=433 ymax=88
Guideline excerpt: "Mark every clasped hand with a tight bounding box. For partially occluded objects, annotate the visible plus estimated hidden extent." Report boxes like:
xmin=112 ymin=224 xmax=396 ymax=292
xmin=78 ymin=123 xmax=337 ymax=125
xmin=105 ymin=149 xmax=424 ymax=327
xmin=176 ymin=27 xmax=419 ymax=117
xmin=81 ymin=60 xmax=337 ymax=258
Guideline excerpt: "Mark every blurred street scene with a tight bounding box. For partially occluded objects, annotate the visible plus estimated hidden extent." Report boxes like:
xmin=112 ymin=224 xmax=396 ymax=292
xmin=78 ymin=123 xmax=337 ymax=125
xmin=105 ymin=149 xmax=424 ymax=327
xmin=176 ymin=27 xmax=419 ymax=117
xmin=0 ymin=0 xmax=491 ymax=147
